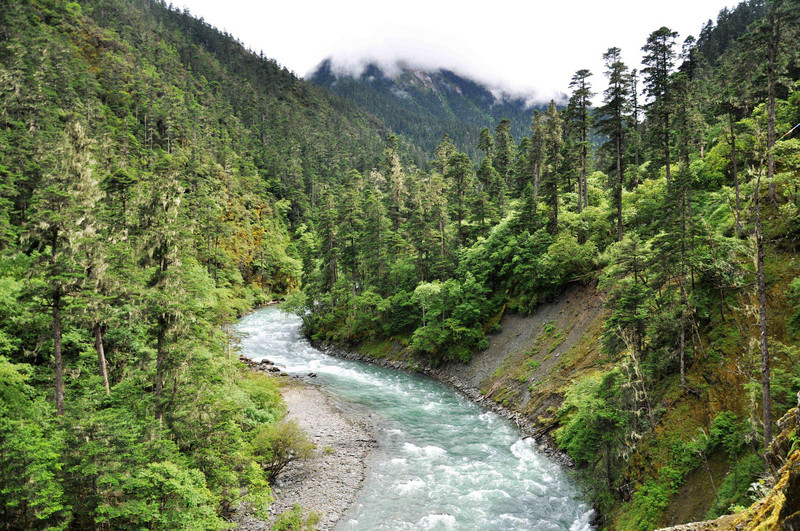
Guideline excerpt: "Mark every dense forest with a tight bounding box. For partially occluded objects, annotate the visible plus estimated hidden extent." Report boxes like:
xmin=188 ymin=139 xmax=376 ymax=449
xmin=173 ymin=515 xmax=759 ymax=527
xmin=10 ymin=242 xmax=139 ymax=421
xmin=0 ymin=0 xmax=389 ymax=527
xmin=297 ymin=0 xmax=800 ymax=527
xmin=1 ymin=0 xmax=800 ymax=529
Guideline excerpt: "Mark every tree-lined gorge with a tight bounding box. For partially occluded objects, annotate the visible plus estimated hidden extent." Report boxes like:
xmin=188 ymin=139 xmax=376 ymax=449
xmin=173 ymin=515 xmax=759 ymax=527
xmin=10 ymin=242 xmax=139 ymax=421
xmin=1 ymin=0 xmax=800 ymax=528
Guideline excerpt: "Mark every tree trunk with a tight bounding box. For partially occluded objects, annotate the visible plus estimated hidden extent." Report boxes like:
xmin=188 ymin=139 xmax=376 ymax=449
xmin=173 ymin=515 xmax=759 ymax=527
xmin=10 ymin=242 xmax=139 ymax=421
xmin=51 ymin=227 xmax=65 ymax=416
xmin=53 ymin=287 xmax=64 ymax=416
xmin=154 ymin=315 xmax=166 ymax=422
xmin=439 ymin=216 xmax=445 ymax=257
xmin=754 ymin=170 xmax=771 ymax=450
xmin=95 ymin=324 xmax=110 ymax=395
xmin=616 ymin=127 xmax=623 ymax=242
xmin=766 ymin=12 xmax=778 ymax=204
xmin=664 ymin=113 xmax=671 ymax=186
xmin=729 ymin=112 xmax=742 ymax=237
xmin=680 ymin=177 xmax=689 ymax=390
xmin=680 ymin=284 xmax=688 ymax=390
xmin=583 ymin=166 xmax=589 ymax=209
xmin=579 ymin=116 xmax=587 ymax=214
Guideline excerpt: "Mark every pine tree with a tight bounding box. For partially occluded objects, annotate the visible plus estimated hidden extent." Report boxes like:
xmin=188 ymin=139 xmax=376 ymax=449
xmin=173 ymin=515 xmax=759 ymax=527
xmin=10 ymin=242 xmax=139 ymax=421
xmin=746 ymin=0 xmax=800 ymax=204
xmin=361 ymin=175 xmax=391 ymax=290
xmin=642 ymin=27 xmax=678 ymax=186
xmin=382 ymin=135 xmax=407 ymax=230
xmin=432 ymin=134 xmax=457 ymax=175
xmin=493 ymin=118 xmax=515 ymax=189
xmin=714 ymin=55 xmax=745 ymax=236
xmin=567 ymin=69 xmax=594 ymax=213
xmin=139 ymin=160 xmax=187 ymax=422
xmin=338 ymin=170 xmax=365 ymax=296
xmin=630 ymin=69 xmax=641 ymax=178
xmin=596 ymin=48 xmax=631 ymax=242
xmin=739 ymin=0 xmax=799 ymax=448
xmin=541 ymin=101 xmax=564 ymax=235
xmin=528 ymin=110 xmax=546 ymax=220
xmin=26 ymin=119 xmax=99 ymax=415
xmin=476 ymin=157 xmax=503 ymax=226
xmin=445 ymin=152 xmax=475 ymax=246
xmin=477 ymin=127 xmax=494 ymax=159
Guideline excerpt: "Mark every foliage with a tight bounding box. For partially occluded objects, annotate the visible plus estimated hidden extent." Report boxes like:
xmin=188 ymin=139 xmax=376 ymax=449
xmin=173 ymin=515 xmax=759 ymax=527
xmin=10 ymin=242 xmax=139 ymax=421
xmin=1 ymin=0 xmax=800 ymax=527
xmin=251 ymin=420 xmax=315 ymax=484
xmin=272 ymin=504 xmax=320 ymax=531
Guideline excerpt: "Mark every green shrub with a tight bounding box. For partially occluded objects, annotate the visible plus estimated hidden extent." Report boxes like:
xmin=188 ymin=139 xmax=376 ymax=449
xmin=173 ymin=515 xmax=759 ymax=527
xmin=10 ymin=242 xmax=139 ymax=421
xmin=251 ymin=420 xmax=314 ymax=483
xmin=273 ymin=504 xmax=320 ymax=531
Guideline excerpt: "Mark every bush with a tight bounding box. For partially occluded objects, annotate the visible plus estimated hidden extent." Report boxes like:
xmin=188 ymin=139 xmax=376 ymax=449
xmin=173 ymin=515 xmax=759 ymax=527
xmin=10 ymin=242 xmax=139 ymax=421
xmin=251 ymin=420 xmax=314 ymax=483
xmin=273 ymin=504 xmax=320 ymax=531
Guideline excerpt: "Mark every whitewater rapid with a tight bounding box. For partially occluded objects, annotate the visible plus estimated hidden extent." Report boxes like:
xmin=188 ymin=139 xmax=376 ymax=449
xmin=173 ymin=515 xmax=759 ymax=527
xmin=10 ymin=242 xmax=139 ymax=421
xmin=236 ymin=308 xmax=593 ymax=530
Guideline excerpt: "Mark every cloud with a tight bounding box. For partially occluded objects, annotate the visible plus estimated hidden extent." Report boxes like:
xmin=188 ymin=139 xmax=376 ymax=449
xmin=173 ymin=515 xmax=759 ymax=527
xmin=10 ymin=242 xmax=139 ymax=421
xmin=181 ymin=0 xmax=740 ymax=108
xmin=307 ymin=29 xmax=564 ymax=106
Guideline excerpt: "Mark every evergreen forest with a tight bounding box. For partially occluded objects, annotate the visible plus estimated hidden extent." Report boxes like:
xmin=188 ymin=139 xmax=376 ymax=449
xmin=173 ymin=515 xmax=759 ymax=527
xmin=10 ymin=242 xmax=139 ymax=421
xmin=1 ymin=0 xmax=800 ymax=529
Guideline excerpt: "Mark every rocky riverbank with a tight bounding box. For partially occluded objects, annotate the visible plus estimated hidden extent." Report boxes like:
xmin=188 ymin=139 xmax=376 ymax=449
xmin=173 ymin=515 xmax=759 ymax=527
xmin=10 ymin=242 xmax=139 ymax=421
xmin=238 ymin=358 xmax=377 ymax=530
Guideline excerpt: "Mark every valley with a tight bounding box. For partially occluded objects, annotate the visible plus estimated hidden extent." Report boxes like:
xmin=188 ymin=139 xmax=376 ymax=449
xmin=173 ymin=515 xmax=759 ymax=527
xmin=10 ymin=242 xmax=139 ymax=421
xmin=0 ymin=0 xmax=799 ymax=529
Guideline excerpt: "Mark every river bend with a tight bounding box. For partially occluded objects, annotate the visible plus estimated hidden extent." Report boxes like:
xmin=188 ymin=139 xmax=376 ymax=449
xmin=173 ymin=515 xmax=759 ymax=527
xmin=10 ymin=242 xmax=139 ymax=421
xmin=236 ymin=308 xmax=593 ymax=530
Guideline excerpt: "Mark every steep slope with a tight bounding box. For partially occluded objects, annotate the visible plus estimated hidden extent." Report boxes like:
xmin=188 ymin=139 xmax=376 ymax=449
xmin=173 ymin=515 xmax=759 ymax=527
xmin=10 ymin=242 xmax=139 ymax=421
xmin=435 ymin=284 xmax=607 ymax=433
xmin=76 ymin=1 xmax=401 ymax=222
xmin=309 ymin=59 xmax=545 ymax=159
xmin=297 ymin=0 xmax=800 ymax=525
xmin=0 ymin=0 xmax=397 ymax=528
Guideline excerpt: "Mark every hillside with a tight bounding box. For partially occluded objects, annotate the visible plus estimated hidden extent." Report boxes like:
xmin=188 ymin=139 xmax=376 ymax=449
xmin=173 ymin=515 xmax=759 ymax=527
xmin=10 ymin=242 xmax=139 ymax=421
xmin=298 ymin=0 xmax=800 ymax=528
xmin=309 ymin=59 xmax=543 ymax=160
xmin=0 ymin=0 xmax=394 ymax=527
xmin=2 ymin=0 xmax=800 ymax=528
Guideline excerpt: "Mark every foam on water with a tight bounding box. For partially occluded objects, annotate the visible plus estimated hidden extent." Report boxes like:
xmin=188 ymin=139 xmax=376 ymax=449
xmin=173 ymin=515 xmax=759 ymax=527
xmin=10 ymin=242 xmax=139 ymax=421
xmin=236 ymin=308 xmax=593 ymax=530
xmin=418 ymin=513 xmax=458 ymax=530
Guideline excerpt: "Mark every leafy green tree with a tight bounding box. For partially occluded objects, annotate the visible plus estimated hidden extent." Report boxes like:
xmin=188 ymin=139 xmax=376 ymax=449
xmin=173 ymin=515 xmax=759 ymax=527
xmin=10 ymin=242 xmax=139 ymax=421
xmin=477 ymin=127 xmax=494 ymax=158
xmin=138 ymin=160 xmax=189 ymax=422
xmin=475 ymin=156 xmax=505 ymax=224
xmin=25 ymin=119 xmax=99 ymax=415
xmin=526 ymin=110 xmax=546 ymax=223
xmin=0 ymin=357 xmax=67 ymax=528
xmin=382 ymin=135 xmax=408 ymax=230
xmin=445 ymin=152 xmax=475 ymax=246
xmin=741 ymin=0 xmax=800 ymax=203
xmin=432 ymin=134 xmax=457 ymax=175
xmin=493 ymin=118 xmax=515 ymax=188
xmin=629 ymin=69 xmax=642 ymax=174
xmin=555 ymin=371 xmax=629 ymax=491
xmin=251 ymin=420 xmax=314 ymax=484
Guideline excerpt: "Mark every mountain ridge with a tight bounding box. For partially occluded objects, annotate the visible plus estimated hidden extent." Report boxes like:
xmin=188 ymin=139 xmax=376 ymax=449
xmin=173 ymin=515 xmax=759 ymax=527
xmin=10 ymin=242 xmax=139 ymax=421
xmin=309 ymin=58 xmax=550 ymax=159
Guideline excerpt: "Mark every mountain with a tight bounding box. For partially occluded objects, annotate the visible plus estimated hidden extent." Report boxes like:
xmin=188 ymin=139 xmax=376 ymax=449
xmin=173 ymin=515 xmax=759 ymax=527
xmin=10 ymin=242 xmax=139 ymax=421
xmin=309 ymin=59 xmax=547 ymax=159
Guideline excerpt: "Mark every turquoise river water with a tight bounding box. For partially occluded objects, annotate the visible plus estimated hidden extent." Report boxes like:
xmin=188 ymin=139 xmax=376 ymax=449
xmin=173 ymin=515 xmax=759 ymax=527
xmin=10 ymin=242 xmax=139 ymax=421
xmin=236 ymin=308 xmax=594 ymax=530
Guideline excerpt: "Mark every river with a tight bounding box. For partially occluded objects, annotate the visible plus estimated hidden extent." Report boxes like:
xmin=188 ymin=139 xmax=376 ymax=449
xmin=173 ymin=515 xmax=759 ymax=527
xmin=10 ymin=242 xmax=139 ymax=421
xmin=236 ymin=308 xmax=593 ymax=530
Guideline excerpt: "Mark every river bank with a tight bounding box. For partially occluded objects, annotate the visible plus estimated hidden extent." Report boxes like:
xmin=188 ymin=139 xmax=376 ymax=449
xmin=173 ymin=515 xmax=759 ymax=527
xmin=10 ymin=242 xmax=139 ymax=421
xmin=238 ymin=359 xmax=376 ymax=530
xmin=236 ymin=308 xmax=594 ymax=529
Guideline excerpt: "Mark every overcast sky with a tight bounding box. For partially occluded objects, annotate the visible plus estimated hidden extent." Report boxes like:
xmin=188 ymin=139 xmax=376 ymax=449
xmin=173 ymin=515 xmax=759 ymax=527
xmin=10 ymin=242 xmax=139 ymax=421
xmin=178 ymin=0 xmax=739 ymax=104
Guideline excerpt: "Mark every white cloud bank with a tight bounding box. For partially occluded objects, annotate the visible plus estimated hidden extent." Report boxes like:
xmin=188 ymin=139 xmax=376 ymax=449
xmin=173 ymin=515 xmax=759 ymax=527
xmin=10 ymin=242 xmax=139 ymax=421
xmin=179 ymin=0 xmax=740 ymax=105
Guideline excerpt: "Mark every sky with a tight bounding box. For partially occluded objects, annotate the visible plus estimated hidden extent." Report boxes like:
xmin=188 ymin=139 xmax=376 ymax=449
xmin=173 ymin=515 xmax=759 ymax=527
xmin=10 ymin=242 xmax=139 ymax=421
xmin=177 ymin=0 xmax=740 ymax=104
